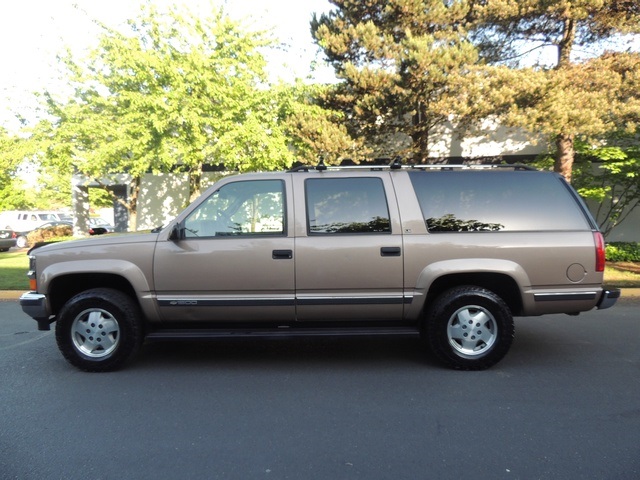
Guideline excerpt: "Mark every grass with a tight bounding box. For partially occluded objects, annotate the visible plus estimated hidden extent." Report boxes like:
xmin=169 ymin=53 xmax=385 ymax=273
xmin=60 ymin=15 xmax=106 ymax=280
xmin=1 ymin=249 xmax=639 ymax=291
xmin=0 ymin=250 xmax=30 ymax=290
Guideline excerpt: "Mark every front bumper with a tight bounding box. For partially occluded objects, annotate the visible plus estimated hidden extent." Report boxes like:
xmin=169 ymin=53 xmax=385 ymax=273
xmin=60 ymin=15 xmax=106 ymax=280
xmin=597 ymin=288 xmax=621 ymax=310
xmin=19 ymin=292 xmax=53 ymax=330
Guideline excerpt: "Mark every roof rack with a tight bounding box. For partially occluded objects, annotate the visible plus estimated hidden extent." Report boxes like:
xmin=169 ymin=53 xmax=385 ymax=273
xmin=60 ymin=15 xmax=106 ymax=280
xmin=409 ymin=164 xmax=536 ymax=171
xmin=288 ymin=158 xmax=537 ymax=173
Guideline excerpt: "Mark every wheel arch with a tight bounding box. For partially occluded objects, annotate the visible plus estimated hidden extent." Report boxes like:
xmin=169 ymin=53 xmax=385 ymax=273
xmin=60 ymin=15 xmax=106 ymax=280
xmin=42 ymin=259 xmax=155 ymax=321
xmin=409 ymin=259 xmax=528 ymax=317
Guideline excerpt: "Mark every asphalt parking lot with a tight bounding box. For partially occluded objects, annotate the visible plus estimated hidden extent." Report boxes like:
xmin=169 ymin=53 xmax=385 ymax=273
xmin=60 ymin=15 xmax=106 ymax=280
xmin=1 ymin=296 xmax=639 ymax=480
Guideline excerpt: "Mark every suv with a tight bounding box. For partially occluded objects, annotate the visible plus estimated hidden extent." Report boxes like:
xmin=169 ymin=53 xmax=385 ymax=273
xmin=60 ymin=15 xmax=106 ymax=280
xmin=20 ymin=163 xmax=620 ymax=371
xmin=0 ymin=211 xmax=68 ymax=232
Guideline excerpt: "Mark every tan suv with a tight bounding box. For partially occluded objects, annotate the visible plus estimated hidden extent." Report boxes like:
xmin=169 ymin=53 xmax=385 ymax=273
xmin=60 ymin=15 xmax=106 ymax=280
xmin=20 ymin=163 xmax=620 ymax=371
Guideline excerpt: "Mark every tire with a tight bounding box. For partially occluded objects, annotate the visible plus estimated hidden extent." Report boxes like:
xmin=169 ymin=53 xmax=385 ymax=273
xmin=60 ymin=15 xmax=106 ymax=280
xmin=16 ymin=235 xmax=28 ymax=249
xmin=55 ymin=288 xmax=143 ymax=372
xmin=424 ymin=286 xmax=514 ymax=370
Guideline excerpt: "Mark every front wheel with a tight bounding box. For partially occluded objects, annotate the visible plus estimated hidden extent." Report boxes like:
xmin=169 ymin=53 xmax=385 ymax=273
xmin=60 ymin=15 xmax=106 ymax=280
xmin=55 ymin=288 xmax=143 ymax=372
xmin=424 ymin=286 xmax=514 ymax=370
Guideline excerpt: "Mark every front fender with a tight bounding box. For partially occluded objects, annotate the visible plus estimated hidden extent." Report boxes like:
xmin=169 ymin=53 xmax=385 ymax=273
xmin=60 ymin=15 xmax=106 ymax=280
xmin=39 ymin=259 xmax=158 ymax=322
xmin=40 ymin=259 xmax=151 ymax=293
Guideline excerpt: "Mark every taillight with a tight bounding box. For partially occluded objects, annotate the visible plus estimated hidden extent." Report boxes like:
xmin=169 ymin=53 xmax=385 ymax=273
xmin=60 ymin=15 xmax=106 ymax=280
xmin=594 ymin=232 xmax=605 ymax=272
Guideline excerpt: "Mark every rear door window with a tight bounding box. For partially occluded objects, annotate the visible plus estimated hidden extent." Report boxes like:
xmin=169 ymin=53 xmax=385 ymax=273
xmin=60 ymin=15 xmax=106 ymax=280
xmin=305 ymin=177 xmax=391 ymax=234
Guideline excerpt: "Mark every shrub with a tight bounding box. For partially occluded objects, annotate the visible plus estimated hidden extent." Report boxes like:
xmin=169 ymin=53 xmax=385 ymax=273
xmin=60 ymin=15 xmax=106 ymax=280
xmin=605 ymin=242 xmax=640 ymax=262
xmin=26 ymin=225 xmax=73 ymax=247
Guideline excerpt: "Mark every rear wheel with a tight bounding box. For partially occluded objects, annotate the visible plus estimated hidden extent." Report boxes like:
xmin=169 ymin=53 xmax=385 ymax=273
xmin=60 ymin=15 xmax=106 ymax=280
xmin=16 ymin=235 xmax=27 ymax=248
xmin=424 ymin=286 xmax=514 ymax=370
xmin=55 ymin=288 xmax=143 ymax=372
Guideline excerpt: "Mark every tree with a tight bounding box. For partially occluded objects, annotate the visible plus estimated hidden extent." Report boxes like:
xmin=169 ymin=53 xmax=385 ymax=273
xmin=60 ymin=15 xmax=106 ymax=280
xmin=311 ymin=0 xmax=480 ymax=162
xmin=275 ymin=81 xmax=364 ymax=165
xmin=467 ymin=0 xmax=640 ymax=181
xmin=37 ymin=4 xmax=297 ymax=229
xmin=551 ymin=139 xmax=639 ymax=238
xmin=0 ymin=128 xmax=33 ymax=210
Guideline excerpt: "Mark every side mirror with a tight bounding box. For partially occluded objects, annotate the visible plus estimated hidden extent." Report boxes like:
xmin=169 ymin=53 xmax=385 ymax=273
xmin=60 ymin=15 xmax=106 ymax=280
xmin=169 ymin=223 xmax=184 ymax=241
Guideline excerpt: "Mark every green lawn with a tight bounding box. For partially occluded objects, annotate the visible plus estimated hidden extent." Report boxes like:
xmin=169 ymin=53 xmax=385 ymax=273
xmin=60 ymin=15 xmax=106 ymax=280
xmin=0 ymin=250 xmax=30 ymax=290
xmin=0 ymin=249 xmax=638 ymax=291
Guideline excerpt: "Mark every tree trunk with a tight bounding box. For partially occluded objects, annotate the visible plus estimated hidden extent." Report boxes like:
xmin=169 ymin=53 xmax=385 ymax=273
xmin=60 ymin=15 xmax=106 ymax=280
xmin=557 ymin=17 xmax=575 ymax=68
xmin=189 ymin=164 xmax=203 ymax=202
xmin=554 ymin=133 xmax=574 ymax=183
xmin=126 ymin=178 xmax=140 ymax=231
xmin=411 ymin=129 xmax=430 ymax=163
xmin=411 ymin=102 xmax=430 ymax=163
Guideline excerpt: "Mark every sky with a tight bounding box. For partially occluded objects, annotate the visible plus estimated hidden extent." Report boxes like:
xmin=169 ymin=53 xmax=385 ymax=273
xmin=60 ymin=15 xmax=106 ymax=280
xmin=0 ymin=0 xmax=335 ymax=132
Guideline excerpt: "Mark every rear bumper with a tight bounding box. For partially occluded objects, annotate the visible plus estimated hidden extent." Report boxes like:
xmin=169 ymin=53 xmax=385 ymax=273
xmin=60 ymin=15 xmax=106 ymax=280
xmin=596 ymin=288 xmax=621 ymax=310
xmin=19 ymin=292 xmax=53 ymax=330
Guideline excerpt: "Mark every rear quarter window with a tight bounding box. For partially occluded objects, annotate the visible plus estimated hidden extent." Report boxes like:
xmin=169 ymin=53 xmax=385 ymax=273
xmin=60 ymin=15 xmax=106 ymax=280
xmin=408 ymin=171 xmax=591 ymax=232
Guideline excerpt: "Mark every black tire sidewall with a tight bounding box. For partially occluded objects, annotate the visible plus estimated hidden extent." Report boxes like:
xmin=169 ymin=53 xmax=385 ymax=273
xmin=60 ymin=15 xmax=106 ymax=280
xmin=425 ymin=286 xmax=514 ymax=370
xmin=55 ymin=288 xmax=142 ymax=372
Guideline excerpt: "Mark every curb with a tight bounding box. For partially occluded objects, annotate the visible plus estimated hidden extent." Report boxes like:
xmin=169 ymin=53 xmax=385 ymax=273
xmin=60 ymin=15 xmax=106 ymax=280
xmin=0 ymin=291 xmax=26 ymax=300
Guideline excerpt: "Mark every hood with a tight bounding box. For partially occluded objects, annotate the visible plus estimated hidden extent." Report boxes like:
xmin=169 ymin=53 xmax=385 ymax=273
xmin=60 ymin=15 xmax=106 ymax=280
xmin=28 ymin=231 xmax=159 ymax=255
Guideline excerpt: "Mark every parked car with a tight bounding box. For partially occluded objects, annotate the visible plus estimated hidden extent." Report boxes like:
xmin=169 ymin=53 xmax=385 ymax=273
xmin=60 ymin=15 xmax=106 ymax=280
xmin=20 ymin=162 xmax=619 ymax=372
xmin=88 ymin=218 xmax=115 ymax=235
xmin=0 ymin=229 xmax=16 ymax=252
xmin=16 ymin=221 xmax=73 ymax=249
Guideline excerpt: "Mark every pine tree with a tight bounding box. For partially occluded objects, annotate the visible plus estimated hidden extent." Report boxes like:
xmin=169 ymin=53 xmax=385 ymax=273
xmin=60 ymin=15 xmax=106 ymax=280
xmin=312 ymin=0 xmax=479 ymax=162
xmin=468 ymin=0 xmax=640 ymax=181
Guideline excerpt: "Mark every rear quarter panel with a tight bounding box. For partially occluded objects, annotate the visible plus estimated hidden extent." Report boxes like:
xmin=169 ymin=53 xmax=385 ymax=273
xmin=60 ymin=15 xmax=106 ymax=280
xmin=403 ymin=231 xmax=603 ymax=316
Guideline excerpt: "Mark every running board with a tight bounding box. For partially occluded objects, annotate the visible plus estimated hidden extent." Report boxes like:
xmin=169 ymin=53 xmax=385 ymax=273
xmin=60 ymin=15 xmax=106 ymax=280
xmin=146 ymin=326 xmax=420 ymax=341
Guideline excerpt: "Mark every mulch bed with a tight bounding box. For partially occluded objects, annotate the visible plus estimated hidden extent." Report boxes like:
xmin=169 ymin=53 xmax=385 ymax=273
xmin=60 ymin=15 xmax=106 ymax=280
xmin=609 ymin=262 xmax=640 ymax=275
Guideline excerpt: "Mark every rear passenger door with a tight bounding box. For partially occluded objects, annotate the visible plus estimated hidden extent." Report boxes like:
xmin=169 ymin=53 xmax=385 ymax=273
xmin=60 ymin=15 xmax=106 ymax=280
xmin=293 ymin=173 xmax=405 ymax=322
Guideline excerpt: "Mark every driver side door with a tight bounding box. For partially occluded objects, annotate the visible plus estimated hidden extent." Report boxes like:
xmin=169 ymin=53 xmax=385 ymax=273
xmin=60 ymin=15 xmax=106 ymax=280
xmin=153 ymin=178 xmax=295 ymax=323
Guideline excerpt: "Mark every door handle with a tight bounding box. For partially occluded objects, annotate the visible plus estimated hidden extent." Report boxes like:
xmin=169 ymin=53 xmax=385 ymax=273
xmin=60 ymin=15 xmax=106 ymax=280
xmin=272 ymin=249 xmax=293 ymax=259
xmin=380 ymin=247 xmax=401 ymax=257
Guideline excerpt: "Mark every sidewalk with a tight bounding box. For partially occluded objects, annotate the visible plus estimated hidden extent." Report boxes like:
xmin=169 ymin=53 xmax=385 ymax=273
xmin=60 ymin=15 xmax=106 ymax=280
xmin=2 ymin=289 xmax=640 ymax=300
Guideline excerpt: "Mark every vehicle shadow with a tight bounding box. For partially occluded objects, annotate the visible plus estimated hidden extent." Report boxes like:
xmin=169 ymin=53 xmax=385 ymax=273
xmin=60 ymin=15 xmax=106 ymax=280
xmin=135 ymin=335 xmax=437 ymax=370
